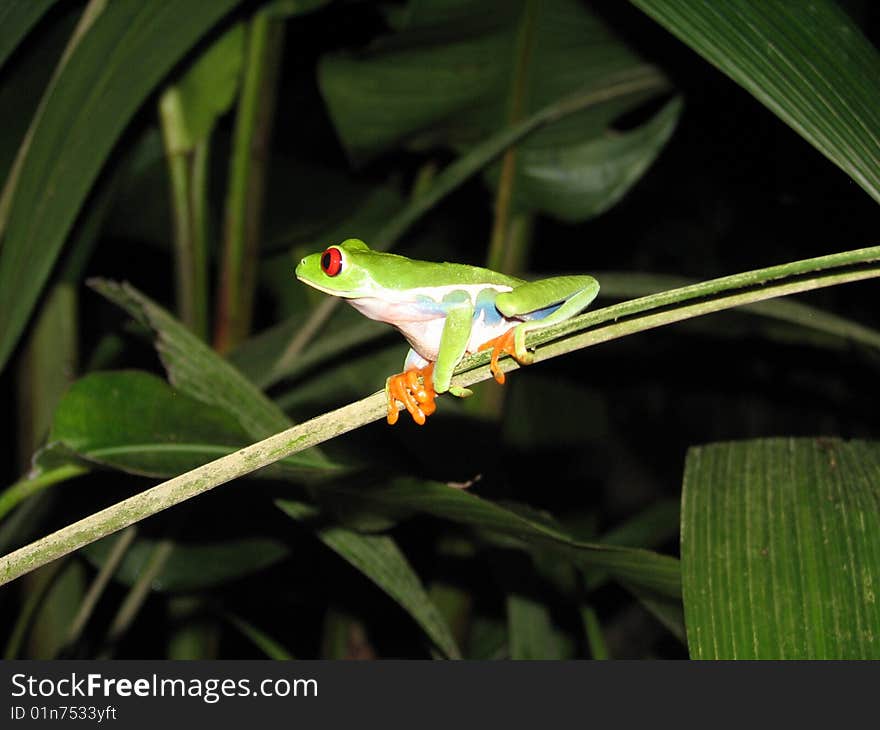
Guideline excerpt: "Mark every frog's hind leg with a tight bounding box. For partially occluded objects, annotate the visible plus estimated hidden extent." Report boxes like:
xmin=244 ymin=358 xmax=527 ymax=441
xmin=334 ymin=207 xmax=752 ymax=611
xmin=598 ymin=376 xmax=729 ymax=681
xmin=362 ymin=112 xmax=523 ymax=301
xmin=489 ymin=275 xmax=599 ymax=368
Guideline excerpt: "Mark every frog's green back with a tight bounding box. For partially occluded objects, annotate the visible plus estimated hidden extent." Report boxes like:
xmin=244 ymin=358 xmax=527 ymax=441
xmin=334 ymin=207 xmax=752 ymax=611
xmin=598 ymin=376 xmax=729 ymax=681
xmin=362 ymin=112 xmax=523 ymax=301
xmin=326 ymin=239 xmax=524 ymax=293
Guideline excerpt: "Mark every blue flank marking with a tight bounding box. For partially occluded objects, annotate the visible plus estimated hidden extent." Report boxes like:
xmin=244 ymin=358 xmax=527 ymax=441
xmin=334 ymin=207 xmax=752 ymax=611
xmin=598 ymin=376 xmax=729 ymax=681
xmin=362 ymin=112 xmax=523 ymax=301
xmin=473 ymin=292 xmax=562 ymax=325
xmin=475 ymin=297 xmax=506 ymax=326
xmin=413 ymin=294 xmax=448 ymax=315
xmin=519 ymin=302 xmax=562 ymax=322
xmin=412 ymin=291 xmax=562 ymax=323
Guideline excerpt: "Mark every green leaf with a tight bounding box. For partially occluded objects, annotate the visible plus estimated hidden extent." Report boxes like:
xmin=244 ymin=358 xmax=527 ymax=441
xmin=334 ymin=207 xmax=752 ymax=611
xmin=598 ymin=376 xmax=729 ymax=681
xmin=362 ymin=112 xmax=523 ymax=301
xmin=628 ymin=0 xmax=880 ymax=205
xmin=82 ymin=534 xmax=288 ymax=592
xmin=225 ymin=613 xmax=294 ymax=659
xmin=277 ymin=499 xmax=462 ymax=659
xmin=507 ymin=95 xmax=681 ymax=222
xmin=319 ymin=0 xmax=676 ymax=220
xmin=0 ymin=0 xmax=243 ymax=373
xmin=48 ymin=370 xmax=330 ymax=479
xmin=89 ymin=279 xmax=294 ymax=440
xmin=682 ymin=438 xmax=880 ymax=659
xmin=0 ymin=0 xmax=59 ymax=72
xmin=321 ymin=479 xmax=681 ymax=598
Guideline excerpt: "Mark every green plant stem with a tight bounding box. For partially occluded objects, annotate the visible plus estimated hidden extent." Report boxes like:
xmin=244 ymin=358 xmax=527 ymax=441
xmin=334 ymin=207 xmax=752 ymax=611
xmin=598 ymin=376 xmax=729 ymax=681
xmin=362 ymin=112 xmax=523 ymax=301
xmin=98 ymin=537 xmax=174 ymax=658
xmin=580 ymin=604 xmax=609 ymax=660
xmin=62 ymin=525 xmax=137 ymax=654
xmin=159 ymin=89 xmax=209 ymax=340
xmin=214 ymin=12 xmax=285 ymax=354
xmin=1 ymin=245 xmax=878 ymax=587
xmin=189 ymin=140 xmax=210 ymax=337
xmin=487 ymin=0 xmax=537 ymax=273
xmin=0 ymin=465 xmax=89 ymax=522
xmin=225 ymin=613 xmax=294 ymax=660
xmin=271 ymin=67 xmax=670 ymax=373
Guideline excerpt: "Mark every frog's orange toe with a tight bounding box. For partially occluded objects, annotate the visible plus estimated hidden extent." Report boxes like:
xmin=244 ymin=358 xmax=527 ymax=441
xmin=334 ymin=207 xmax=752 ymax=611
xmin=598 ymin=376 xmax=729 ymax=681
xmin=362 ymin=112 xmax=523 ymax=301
xmin=478 ymin=329 xmax=517 ymax=385
xmin=386 ymin=363 xmax=436 ymax=425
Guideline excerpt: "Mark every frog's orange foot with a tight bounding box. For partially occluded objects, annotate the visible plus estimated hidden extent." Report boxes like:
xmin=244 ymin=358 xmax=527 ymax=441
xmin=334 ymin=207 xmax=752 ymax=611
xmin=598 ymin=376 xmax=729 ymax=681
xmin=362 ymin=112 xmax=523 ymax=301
xmin=386 ymin=363 xmax=437 ymax=425
xmin=478 ymin=329 xmax=518 ymax=385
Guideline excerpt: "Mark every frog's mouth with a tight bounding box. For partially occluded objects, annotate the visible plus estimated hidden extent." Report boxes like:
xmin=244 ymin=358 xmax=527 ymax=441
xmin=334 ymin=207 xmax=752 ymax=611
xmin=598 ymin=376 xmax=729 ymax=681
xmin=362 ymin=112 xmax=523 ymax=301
xmin=294 ymin=271 xmax=359 ymax=298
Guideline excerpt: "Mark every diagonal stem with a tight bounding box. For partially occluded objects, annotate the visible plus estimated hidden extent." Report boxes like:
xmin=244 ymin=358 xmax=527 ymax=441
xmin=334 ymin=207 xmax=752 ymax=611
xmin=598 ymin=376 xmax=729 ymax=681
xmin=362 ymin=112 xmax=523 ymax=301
xmin=0 ymin=244 xmax=877 ymax=587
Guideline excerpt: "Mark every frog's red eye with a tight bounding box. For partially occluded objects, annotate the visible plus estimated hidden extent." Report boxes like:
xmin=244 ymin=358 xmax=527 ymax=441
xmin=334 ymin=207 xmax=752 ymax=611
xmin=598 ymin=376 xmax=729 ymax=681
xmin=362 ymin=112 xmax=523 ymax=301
xmin=321 ymin=247 xmax=342 ymax=276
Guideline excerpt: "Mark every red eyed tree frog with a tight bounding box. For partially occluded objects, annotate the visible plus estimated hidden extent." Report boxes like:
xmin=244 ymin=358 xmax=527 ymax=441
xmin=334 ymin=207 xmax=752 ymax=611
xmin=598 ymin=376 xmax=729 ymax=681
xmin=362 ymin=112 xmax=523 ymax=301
xmin=295 ymin=239 xmax=599 ymax=425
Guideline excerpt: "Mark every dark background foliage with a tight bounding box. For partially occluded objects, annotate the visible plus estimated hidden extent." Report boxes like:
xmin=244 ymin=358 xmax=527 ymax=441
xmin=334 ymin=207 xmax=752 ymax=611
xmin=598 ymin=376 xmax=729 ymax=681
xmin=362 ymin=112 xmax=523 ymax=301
xmin=0 ymin=0 xmax=878 ymax=660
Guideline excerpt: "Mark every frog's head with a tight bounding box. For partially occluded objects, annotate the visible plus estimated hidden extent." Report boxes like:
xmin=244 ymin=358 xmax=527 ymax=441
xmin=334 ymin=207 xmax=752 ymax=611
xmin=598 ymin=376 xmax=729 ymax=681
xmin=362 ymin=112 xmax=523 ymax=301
xmin=295 ymin=238 xmax=379 ymax=297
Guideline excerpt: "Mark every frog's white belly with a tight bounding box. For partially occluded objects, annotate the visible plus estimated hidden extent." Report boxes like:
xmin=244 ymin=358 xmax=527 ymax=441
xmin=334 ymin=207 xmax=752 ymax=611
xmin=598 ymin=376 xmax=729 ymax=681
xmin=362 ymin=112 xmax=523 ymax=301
xmin=346 ymin=288 xmax=516 ymax=362
xmin=395 ymin=310 xmax=517 ymax=361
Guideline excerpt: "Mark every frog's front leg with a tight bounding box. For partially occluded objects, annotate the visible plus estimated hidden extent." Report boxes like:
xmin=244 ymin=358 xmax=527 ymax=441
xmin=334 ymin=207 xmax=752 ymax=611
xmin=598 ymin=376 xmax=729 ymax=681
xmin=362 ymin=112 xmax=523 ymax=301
xmin=385 ymin=352 xmax=436 ymax=426
xmin=385 ymin=291 xmax=474 ymax=425
xmin=480 ymin=275 xmax=600 ymax=383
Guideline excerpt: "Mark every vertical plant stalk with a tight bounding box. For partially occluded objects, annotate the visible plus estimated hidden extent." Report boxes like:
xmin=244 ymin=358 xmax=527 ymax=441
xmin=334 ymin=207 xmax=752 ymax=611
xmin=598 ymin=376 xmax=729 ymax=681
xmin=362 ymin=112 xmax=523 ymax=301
xmin=486 ymin=0 xmax=538 ymax=273
xmin=98 ymin=537 xmax=175 ymax=658
xmin=159 ymin=89 xmax=209 ymax=340
xmin=167 ymin=597 xmax=220 ymax=659
xmin=62 ymin=525 xmax=138 ymax=654
xmin=214 ymin=13 xmax=285 ymax=354
xmin=580 ymin=604 xmax=609 ymax=659
xmin=189 ymin=139 xmax=211 ymax=337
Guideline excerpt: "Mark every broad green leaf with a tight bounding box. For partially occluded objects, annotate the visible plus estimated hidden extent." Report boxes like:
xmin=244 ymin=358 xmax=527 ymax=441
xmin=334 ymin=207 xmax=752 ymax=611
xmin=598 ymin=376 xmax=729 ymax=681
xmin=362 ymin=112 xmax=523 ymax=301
xmin=48 ymin=370 xmax=328 ymax=478
xmin=82 ymin=534 xmax=288 ymax=592
xmin=0 ymin=0 xmax=243 ymax=374
xmin=506 ymin=95 xmax=681 ymax=221
xmin=628 ymin=0 xmax=880 ymax=205
xmin=0 ymin=0 xmax=59 ymax=73
xmin=319 ymin=0 xmax=676 ymax=221
xmin=277 ymin=499 xmax=461 ymax=659
xmin=682 ymin=438 xmax=880 ymax=659
xmin=90 ymin=280 xmax=294 ymax=440
xmin=87 ymin=287 xmax=457 ymax=656
xmin=321 ymin=479 xmax=681 ymax=598
xmin=0 ymin=5 xmax=77 ymax=191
